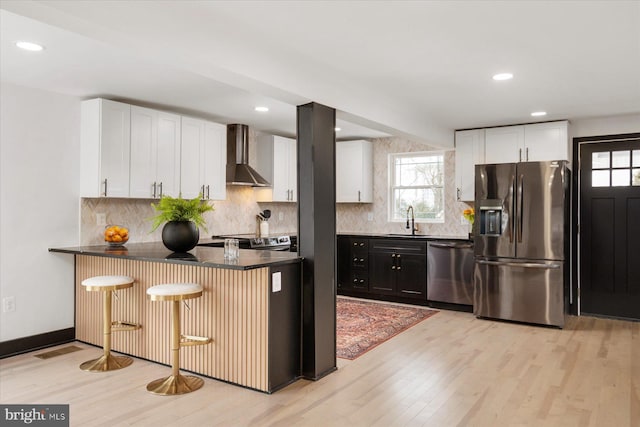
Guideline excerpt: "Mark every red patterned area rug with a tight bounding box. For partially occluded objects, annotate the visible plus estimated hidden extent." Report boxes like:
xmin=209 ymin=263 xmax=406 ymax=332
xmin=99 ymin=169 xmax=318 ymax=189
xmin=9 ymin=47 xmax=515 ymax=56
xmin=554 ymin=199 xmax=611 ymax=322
xmin=336 ymin=297 xmax=438 ymax=360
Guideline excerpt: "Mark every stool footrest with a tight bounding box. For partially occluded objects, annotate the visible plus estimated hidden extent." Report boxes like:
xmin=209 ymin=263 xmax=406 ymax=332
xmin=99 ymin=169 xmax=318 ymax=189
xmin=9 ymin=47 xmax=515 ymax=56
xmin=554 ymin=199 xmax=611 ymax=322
xmin=111 ymin=321 xmax=142 ymax=332
xmin=180 ymin=334 xmax=212 ymax=347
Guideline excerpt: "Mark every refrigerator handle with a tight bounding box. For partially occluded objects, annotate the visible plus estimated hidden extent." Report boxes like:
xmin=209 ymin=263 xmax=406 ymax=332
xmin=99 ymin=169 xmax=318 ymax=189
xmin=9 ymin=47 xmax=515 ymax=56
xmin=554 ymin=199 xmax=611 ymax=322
xmin=509 ymin=175 xmax=516 ymax=243
xmin=476 ymin=259 xmax=561 ymax=269
xmin=517 ymin=174 xmax=524 ymax=243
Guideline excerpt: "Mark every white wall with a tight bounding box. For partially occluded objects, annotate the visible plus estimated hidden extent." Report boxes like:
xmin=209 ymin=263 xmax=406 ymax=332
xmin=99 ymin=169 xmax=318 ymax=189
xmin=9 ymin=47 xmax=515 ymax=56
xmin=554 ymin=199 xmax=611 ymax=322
xmin=0 ymin=83 xmax=80 ymax=342
xmin=571 ymin=113 xmax=640 ymax=138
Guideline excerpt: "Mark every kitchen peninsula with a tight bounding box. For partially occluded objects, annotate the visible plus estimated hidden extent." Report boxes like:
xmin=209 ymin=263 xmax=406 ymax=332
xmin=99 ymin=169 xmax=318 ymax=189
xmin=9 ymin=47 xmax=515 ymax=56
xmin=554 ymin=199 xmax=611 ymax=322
xmin=49 ymin=243 xmax=302 ymax=393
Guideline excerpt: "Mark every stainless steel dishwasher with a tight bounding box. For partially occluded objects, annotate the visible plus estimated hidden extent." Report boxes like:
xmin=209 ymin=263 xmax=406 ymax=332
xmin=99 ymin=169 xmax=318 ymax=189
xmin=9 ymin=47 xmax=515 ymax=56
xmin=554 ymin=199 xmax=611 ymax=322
xmin=427 ymin=241 xmax=474 ymax=305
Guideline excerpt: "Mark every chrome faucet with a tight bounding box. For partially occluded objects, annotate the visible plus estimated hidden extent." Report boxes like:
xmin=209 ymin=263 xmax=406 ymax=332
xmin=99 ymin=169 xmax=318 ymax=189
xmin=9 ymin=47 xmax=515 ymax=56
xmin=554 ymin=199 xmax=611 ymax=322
xmin=406 ymin=205 xmax=417 ymax=236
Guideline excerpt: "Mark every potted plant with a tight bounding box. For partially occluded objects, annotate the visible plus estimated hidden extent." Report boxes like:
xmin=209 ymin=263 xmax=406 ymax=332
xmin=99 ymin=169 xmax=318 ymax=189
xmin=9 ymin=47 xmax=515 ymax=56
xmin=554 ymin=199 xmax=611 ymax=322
xmin=150 ymin=194 xmax=213 ymax=252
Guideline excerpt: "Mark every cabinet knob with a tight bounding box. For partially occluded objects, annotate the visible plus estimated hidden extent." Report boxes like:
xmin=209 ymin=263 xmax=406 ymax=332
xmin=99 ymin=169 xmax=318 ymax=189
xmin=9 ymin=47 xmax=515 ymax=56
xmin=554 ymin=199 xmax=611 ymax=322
xmin=353 ymin=242 xmax=358 ymax=246
xmin=397 ymin=266 xmax=402 ymax=270
xmin=359 ymin=242 xmax=365 ymax=247
xmin=391 ymin=254 xmax=396 ymax=258
xmin=353 ymin=257 xmax=358 ymax=262
xmin=391 ymin=266 xmax=396 ymax=270
xmin=397 ymin=254 xmax=401 ymax=259
xmin=359 ymin=279 xmax=365 ymax=283
xmin=353 ymin=278 xmax=358 ymax=283
xmin=360 ymin=258 xmax=365 ymax=262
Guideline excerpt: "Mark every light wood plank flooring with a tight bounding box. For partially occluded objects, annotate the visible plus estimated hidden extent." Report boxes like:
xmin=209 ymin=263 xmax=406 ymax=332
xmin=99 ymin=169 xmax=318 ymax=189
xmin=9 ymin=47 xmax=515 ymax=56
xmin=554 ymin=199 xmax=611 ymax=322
xmin=1 ymin=310 xmax=638 ymax=426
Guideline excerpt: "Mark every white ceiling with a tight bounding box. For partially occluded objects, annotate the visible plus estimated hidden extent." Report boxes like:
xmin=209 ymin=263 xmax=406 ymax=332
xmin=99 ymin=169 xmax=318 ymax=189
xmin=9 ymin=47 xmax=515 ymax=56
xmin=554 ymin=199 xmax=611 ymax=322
xmin=1 ymin=1 xmax=639 ymax=147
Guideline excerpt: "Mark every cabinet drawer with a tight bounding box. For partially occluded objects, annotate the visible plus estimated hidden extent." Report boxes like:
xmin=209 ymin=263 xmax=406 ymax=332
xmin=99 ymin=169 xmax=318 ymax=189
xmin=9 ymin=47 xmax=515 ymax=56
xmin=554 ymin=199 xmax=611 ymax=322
xmin=350 ymin=253 xmax=368 ymax=270
xmin=350 ymin=238 xmax=369 ymax=250
xmin=369 ymin=239 xmax=426 ymax=254
xmin=350 ymin=273 xmax=369 ymax=291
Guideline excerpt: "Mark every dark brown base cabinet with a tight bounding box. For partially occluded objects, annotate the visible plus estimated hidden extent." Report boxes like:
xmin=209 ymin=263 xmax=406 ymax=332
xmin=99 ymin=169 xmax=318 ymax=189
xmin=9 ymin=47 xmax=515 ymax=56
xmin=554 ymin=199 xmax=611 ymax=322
xmin=337 ymin=236 xmax=370 ymax=292
xmin=338 ymin=236 xmax=427 ymax=303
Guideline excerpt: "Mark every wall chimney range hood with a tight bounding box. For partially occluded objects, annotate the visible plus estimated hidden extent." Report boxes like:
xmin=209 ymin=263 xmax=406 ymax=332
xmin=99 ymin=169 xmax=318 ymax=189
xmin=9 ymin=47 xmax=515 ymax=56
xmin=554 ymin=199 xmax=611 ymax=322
xmin=226 ymin=124 xmax=270 ymax=187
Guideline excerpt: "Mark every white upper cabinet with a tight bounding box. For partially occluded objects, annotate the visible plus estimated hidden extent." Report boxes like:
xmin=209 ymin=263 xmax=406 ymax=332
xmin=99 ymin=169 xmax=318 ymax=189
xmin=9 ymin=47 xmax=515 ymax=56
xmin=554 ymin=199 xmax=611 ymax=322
xmin=485 ymin=126 xmax=525 ymax=164
xmin=180 ymin=117 xmax=226 ymax=200
xmin=255 ymin=134 xmax=297 ymax=202
xmin=336 ymin=140 xmax=373 ymax=203
xmin=80 ymin=98 xmax=131 ymax=197
xmin=485 ymin=121 xmax=569 ymax=164
xmin=524 ymin=121 xmax=569 ymax=162
xmin=454 ymin=129 xmax=485 ymax=202
xmin=129 ymin=106 xmax=181 ymax=198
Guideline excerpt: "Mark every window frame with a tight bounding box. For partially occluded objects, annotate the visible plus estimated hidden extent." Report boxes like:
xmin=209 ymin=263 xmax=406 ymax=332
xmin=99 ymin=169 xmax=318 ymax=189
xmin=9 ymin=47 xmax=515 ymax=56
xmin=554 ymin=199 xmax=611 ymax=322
xmin=388 ymin=151 xmax=445 ymax=224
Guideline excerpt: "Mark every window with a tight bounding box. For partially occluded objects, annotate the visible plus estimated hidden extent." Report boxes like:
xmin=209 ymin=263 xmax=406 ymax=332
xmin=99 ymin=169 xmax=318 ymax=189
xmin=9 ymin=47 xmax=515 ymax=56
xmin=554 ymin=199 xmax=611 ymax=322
xmin=389 ymin=152 xmax=444 ymax=222
xmin=592 ymin=149 xmax=640 ymax=187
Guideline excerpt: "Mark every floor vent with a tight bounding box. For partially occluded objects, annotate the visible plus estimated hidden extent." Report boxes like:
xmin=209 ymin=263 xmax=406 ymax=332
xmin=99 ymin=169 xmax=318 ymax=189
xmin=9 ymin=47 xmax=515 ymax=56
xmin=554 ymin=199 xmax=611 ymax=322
xmin=34 ymin=345 xmax=84 ymax=360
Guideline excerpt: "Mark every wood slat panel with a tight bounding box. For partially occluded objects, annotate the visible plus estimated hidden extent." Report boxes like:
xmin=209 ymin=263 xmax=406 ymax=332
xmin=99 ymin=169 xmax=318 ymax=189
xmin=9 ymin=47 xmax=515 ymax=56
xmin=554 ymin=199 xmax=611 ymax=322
xmin=75 ymin=255 xmax=270 ymax=391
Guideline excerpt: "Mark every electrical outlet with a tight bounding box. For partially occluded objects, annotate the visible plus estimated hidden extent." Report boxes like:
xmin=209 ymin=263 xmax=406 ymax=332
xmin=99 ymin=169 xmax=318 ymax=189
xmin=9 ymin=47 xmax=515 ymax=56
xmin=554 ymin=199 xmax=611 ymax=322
xmin=367 ymin=212 xmax=374 ymax=221
xmin=3 ymin=296 xmax=15 ymax=313
xmin=96 ymin=213 xmax=107 ymax=226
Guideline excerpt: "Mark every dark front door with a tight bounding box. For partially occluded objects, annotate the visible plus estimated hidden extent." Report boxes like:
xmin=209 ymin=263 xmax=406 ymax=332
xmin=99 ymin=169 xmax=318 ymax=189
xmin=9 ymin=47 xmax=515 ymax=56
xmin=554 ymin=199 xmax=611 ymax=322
xmin=579 ymin=136 xmax=640 ymax=319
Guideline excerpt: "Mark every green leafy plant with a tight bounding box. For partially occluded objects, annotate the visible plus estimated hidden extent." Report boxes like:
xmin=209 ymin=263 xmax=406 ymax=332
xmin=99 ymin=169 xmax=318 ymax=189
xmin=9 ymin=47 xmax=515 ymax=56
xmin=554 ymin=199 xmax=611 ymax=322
xmin=149 ymin=194 xmax=214 ymax=232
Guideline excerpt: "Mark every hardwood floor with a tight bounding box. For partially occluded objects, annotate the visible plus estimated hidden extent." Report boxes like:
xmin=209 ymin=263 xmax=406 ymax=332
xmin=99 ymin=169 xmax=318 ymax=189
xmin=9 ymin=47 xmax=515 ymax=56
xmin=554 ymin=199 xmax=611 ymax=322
xmin=1 ymin=310 xmax=638 ymax=426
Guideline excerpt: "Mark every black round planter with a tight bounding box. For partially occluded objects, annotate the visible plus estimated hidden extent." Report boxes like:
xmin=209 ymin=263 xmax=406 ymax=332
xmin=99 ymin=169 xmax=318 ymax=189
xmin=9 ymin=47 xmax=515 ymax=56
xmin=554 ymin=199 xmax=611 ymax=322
xmin=161 ymin=221 xmax=199 ymax=253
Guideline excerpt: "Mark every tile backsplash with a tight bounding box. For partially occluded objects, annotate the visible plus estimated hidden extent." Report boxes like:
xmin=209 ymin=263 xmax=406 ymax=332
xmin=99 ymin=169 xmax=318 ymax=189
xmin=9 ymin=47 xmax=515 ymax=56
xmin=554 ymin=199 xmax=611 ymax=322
xmin=80 ymin=135 xmax=471 ymax=245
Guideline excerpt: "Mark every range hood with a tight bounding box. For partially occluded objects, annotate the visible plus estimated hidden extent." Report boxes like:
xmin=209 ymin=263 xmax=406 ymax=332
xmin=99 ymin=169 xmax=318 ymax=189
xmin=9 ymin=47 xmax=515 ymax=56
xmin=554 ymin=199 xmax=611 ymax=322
xmin=226 ymin=124 xmax=270 ymax=187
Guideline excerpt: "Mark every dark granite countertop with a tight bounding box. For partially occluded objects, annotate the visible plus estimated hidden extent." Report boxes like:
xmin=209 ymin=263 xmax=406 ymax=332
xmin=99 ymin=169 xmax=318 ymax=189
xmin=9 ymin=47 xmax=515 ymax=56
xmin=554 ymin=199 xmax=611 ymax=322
xmin=49 ymin=241 xmax=302 ymax=271
xmin=338 ymin=232 xmax=472 ymax=241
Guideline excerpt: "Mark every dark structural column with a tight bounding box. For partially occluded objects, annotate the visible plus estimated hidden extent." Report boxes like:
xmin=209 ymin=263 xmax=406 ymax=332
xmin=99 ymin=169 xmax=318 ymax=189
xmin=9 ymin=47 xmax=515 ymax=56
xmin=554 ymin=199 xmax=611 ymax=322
xmin=297 ymin=102 xmax=337 ymax=380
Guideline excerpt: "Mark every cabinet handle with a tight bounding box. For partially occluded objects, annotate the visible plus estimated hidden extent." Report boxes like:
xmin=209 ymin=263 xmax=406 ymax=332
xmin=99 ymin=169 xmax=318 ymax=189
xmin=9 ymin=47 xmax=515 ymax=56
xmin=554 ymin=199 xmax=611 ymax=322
xmin=526 ymin=147 xmax=529 ymax=161
xmin=358 ymin=190 xmax=361 ymax=202
xmin=457 ymin=188 xmax=460 ymax=201
xmin=206 ymin=185 xmax=210 ymax=199
xmin=152 ymin=182 xmax=157 ymax=198
xmin=201 ymin=185 xmax=205 ymax=199
xmin=519 ymin=148 xmax=522 ymax=162
xmin=102 ymin=179 xmax=108 ymax=197
xmin=158 ymin=182 xmax=163 ymax=197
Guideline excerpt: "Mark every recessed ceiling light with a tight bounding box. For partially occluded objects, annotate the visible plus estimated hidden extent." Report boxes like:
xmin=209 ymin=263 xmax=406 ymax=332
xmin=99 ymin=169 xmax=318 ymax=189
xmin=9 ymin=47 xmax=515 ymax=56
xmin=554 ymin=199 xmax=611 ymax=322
xmin=15 ymin=41 xmax=44 ymax=52
xmin=531 ymin=111 xmax=547 ymax=117
xmin=335 ymin=127 xmax=342 ymax=132
xmin=492 ymin=73 xmax=513 ymax=81
xmin=254 ymin=106 xmax=269 ymax=112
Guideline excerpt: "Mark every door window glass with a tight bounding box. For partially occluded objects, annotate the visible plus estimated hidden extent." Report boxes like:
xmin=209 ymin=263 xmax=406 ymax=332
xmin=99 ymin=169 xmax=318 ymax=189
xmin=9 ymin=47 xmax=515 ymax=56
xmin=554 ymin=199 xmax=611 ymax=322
xmin=592 ymin=170 xmax=610 ymax=187
xmin=633 ymin=150 xmax=640 ymax=167
xmin=612 ymin=150 xmax=630 ymax=168
xmin=633 ymin=169 xmax=640 ymax=186
xmin=592 ymin=152 xmax=610 ymax=169
xmin=612 ymin=169 xmax=630 ymax=186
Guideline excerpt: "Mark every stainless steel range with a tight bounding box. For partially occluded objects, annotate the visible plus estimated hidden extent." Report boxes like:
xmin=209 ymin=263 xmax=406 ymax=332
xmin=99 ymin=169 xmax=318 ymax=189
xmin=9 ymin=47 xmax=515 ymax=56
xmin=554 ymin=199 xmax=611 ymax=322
xmin=199 ymin=233 xmax=295 ymax=251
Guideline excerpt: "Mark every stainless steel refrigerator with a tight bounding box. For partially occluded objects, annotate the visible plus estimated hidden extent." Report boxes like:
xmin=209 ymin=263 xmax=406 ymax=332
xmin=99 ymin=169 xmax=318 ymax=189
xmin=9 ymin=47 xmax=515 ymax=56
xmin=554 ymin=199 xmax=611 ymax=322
xmin=473 ymin=160 xmax=569 ymax=327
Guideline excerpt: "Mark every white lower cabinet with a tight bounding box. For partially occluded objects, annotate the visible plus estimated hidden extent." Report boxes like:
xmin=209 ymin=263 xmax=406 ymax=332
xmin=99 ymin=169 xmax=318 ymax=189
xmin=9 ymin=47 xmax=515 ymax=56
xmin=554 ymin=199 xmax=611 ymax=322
xmin=336 ymin=140 xmax=373 ymax=203
xmin=454 ymin=130 xmax=485 ymax=202
xmin=80 ymin=99 xmax=131 ymax=197
xmin=254 ymin=134 xmax=297 ymax=202
xmin=180 ymin=117 xmax=226 ymax=200
xmin=129 ymin=106 xmax=181 ymax=198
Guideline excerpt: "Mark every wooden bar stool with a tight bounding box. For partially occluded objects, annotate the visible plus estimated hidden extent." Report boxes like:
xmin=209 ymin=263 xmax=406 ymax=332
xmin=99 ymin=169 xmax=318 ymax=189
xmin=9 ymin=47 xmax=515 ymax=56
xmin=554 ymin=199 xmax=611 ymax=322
xmin=80 ymin=275 xmax=141 ymax=372
xmin=146 ymin=283 xmax=212 ymax=395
